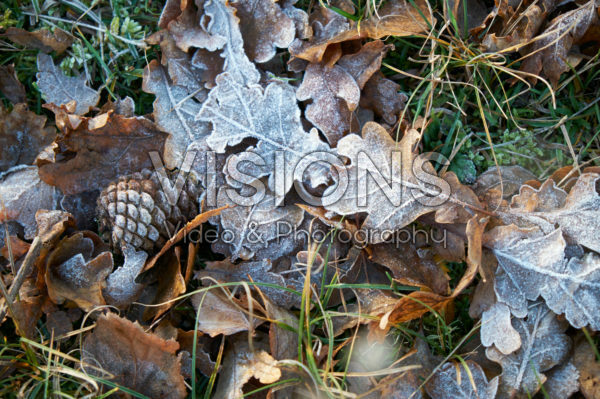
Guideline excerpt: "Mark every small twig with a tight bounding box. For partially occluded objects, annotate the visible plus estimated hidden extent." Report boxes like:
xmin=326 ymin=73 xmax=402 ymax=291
xmin=0 ymin=237 xmax=42 ymax=322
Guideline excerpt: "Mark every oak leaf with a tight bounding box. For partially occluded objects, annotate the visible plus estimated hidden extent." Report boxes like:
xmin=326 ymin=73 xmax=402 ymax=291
xmin=104 ymin=244 xmax=148 ymax=307
xmin=485 ymin=303 xmax=570 ymax=399
xmin=0 ymin=103 xmax=55 ymax=172
xmin=45 ymin=232 xmax=113 ymax=311
xmin=521 ymin=0 xmax=598 ymax=85
xmin=289 ymin=0 xmax=431 ymax=63
xmin=425 ymin=360 xmax=499 ymax=399
xmin=0 ymin=165 xmax=58 ymax=239
xmin=0 ymin=65 xmax=26 ymax=103
xmin=213 ymin=335 xmax=281 ymax=399
xmin=3 ymin=27 xmax=73 ymax=54
xmin=37 ymin=109 xmax=168 ymax=195
xmin=198 ymin=73 xmax=332 ymax=196
xmin=82 ymin=312 xmax=186 ymax=399
xmin=143 ymin=59 xmax=211 ymax=169
xmin=191 ymin=289 xmax=254 ymax=337
xmin=231 ymin=0 xmax=296 ymax=63
xmin=36 ymin=53 xmax=99 ymax=115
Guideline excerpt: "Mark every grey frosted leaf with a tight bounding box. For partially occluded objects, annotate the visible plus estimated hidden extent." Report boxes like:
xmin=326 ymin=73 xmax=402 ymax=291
xmin=213 ymin=335 xmax=281 ymax=399
xmin=543 ymin=361 xmax=580 ymax=399
xmin=36 ymin=53 xmax=99 ymax=115
xmin=296 ymin=62 xmax=360 ymax=146
xmin=231 ymin=0 xmax=295 ymax=63
xmin=472 ymin=166 xmax=537 ymax=199
xmin=198 ymin=73 xmax=331 ymax=196
xmin=0 ymin=165 xmax=57 ymax=239
xmin=167 ymin=2 xmax=227 ymax=52
xmin=325 ymin=123 xmax=470 ymax=244
xmin=481 ymin=303 xmax=521 ymax=355
xmin=104 ymin=244 xmax=148 ymax=307
xmin=195 ymin=258 xmax=301 ymax=308
xmin=143 ymin=60 xmax=211 ymax=169
xmin=541 ymin=252 xmax=600 ymax=330
xmin=486 ymin=225 xmax=566 ymax=317
xmin=336 ymin=41 xmax=392 ymax=89
xmin=202 ymin=0 xmax=260 ymax=85
xmin=281 ymin=0 xmax=312 ymax=40
xmin=191 ymin=289 xmax=252 ymax=336
xmin=488 ymin=224 xmax=600 ymax=329
xmin=211 ymin=187 xmax=304 ymax=261
xmin=485 ymin=303 xmax=570 ymax=399
xmin=504 ymin=173 xmax=600 ymax=252
xmin=425 ymin=360 xmax=499 ymax=399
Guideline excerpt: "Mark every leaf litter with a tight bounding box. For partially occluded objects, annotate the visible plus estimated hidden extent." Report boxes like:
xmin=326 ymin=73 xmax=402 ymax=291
xmin=1 ymin=0 xmax=600 ymax=397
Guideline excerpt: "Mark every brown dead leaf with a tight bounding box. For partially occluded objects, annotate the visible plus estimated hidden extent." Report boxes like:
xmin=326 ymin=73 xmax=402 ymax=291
xmin=0 ymin=166 xmax=58 ymax=239
xmin=1 ymin=235 xmax=30 ymax=260
xmin=3 ymin=27 xmax=73 ymax=54
xmin=370 ymin=242 xmax=450 ymax=294
xmin=360 ymin=72 xmax=407 ymax=125
xmin=37 ymin=108 xmax=168 ymax=195
xmin=232 ymin=0 xmax=296 ymax=63
xmin=0 ymin=103 xmax=55 ymax=172
xmin=35 ymin=210 xmax=76 ymax=246
xmin=166 ymin=0 xmax=226 ymax=52
xmin=143 ymin=248 xmax=186 ymax=320
xmin=36 ymin=53 xmax=100 ymax=115
xmin=295 ymin=60 xmax=360 ymax=146
xmin=213 ymin=334 xmax=282 ymax=399
xmin=521 ymin=0 xmax=599 ymax=85
xmin=0 ymin=65 xmax=26 ymax=103
xmin=191 ymin=288 xmax=254 ymax=337
xmin=289 ymin=0 xmax=431 ymax=63
xmin=45 ymin=231 xmax=113 ymax=311
xmin=82 ymin=312 xmax=186 ymax=399
xmin=574 ymin=335 xmax=600 ymax=399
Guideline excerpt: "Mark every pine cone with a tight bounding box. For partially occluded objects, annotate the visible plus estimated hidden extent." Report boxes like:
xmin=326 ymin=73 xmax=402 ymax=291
xmin=96 ymin=169 xmax=202 ymax=252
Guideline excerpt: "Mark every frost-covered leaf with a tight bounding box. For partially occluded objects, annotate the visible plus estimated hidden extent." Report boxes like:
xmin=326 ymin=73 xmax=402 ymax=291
xmin=36 ymin=53 xmax=99 ymax=115
xmin=296 ymin=62 xmax=360 ymax=146
xmin=573 ymin=335 xmax=600 ymax=399
xmin=370 ymin=242 xmax=449 ymax=294
xmin=202 ymin=0 xmax=260 ymax=85
xmin=0 ymin=103 xmax=54 ymax=172
xmin=485 ymin=303 xmax=570 ymax=399
xmin=0 ymin=165 xmax=57 ymax=239
xmin=45 ymin=232 xmax=113 ymax=311
xmin=325 ymin=122 xmax=471 ymax=243
xmin=503 ymin=173 xmax=600 ymax=253
xmin=289 ymin=0 xmax=431 ymax=63
xmin=198 ymin=73 xmax=332 ymax=196
xmin=82 ymin=313 xmax=186 ymax=399
xmin=360 ymin=72 xmax=407 ymax=125
xmin=37 ymin=108 xmax=167 ymax=195
xmin=487 ymin=223 xmax=600 ymax=329
xmin=191 ymin=289 xmax=253 ymax=336
xmin=3 ymin=27 xmax=73 ymax=54
xmin=425 ymin=360 xmax=499 ymax=399
xmin=231 ymin=0 xmax=295 ymax=63
xmin=543 ymin=361 xmax=580 ymax=399
xmin=486 ymin=225 xmax=566 ymax=317
xmin=195 ymin=258 xmax=302 ymax=308
xmin=143 ymin=60 xmax=211 ymax=169
xmin=209 ymin=187 xmax=304 ymax=260
xmin=166 ymin=0 xmax=226 ymax=52
xmin=104 ymin=244 xmax=148 ymax=307
xmin=0 ymin=65 xmax=26 ymax=104
xmin=213 ymin=335 xmax=281 ymax=399
xmin=521 ymin=0 xmax=598 ymax=85
xmin=542 ymin=252 xmax=600 ymax=330
xmin=481 ymin=302 xmax=521 ymax=355
xmin=337 ymin=41 xmax=392 ymax=89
